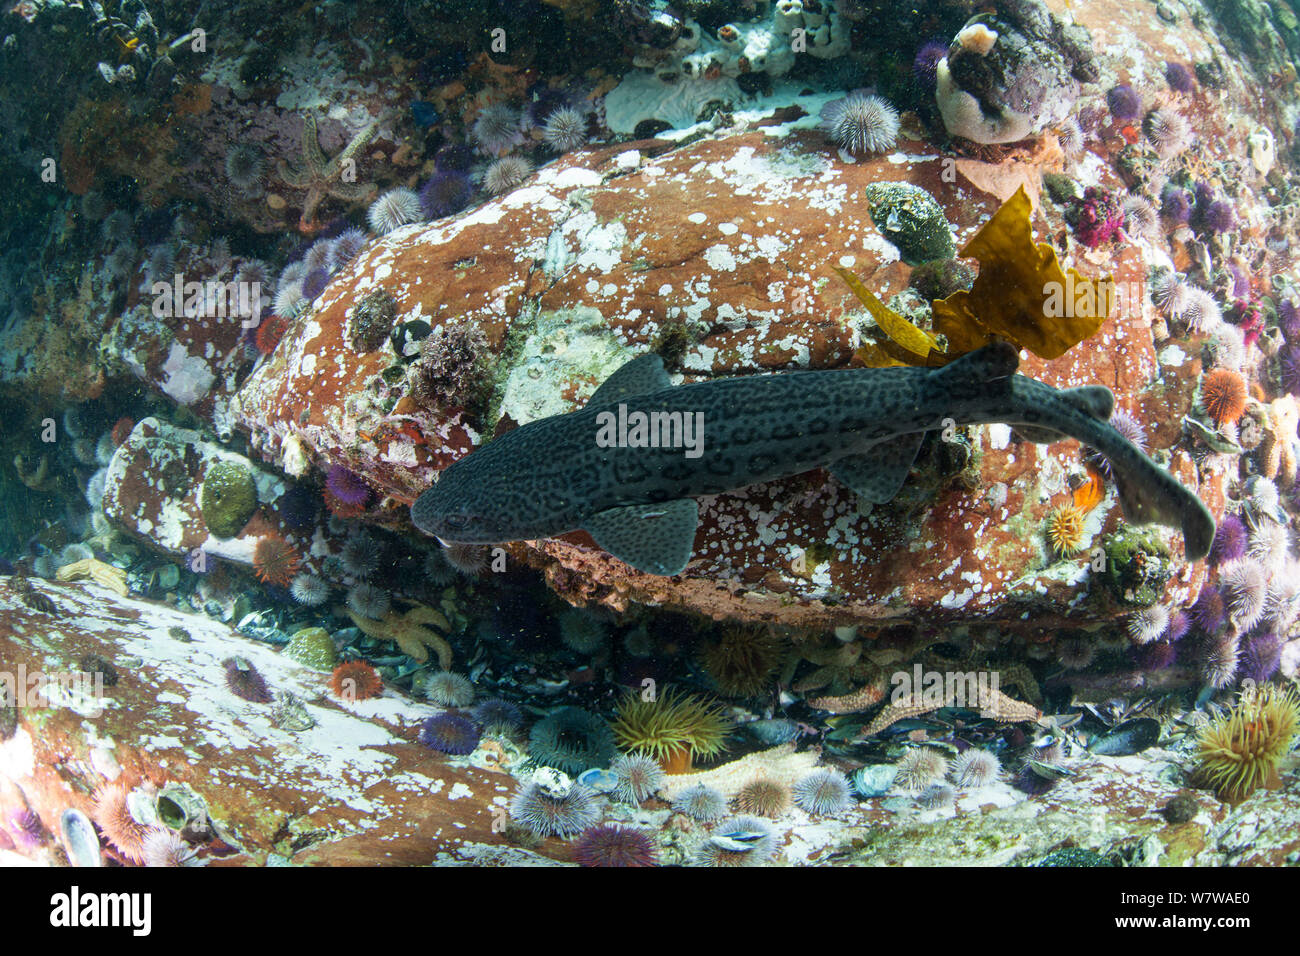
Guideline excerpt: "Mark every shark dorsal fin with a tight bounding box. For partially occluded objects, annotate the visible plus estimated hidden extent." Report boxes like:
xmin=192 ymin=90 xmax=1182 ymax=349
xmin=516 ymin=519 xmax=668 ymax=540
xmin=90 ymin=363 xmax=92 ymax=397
xmin=930 ymin=341 xmax=1020 ymax=389
xmin=587 ymin=354 xmax=671 ymax=407
xmin=1060 ymin=385 xmax=1115 ymax=420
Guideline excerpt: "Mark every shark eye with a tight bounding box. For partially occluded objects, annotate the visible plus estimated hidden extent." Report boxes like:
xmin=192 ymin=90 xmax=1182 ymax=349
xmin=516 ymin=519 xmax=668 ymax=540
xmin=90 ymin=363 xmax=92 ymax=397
xmin=443 ymin=513 xmax=474 ymax=529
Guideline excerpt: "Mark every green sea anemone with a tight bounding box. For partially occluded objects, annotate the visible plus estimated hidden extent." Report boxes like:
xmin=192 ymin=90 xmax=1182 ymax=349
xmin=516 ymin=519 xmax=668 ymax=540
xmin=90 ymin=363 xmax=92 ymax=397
xmin=610 ymin=687 xmax=731 ymax=773
xmin=1195 ymin=684 xmax=1300 ymax=805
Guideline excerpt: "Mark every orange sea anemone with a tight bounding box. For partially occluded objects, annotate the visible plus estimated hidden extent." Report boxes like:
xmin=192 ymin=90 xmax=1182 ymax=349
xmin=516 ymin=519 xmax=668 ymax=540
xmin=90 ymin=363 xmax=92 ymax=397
xmin=255 ymin=313 xmax=291 ymax=355
xmin=1201 ymin=368 xmax=1248 ymax=425
xmin=1045 ymin=503 xmax=1088 ymax=557
xmin=330 ymin=660 xmax=384 ymax=701
xmin=252 ymin=534 xmax=300 ymax=587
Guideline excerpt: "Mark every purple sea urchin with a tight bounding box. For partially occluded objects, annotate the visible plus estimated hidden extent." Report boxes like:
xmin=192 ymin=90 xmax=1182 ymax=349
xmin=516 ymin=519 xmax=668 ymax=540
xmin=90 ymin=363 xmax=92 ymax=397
xmin=329 ymin=228 xmax=367 ymax=271
xmin=1161 ymin=187 xmax=1193 ymax=224
xmin=418 ymin=713 xmax=481 ymax=754
xmin=1192 ymin=587 xmax=1228 ymax=634
xmin=425 ymin=670 xmax=474 ymax=707
xmin=339 ymin=532 xmax=381 ymax=577
xmin=326 ymin=464 xmax=372 ymax=507
xmin=1201 ymin=634 xmax=1241 ymax=688
xmin=510 ymin=781 xmax=600 ymax=837
xmin=610 ymin=752 xmax=665 ymax=804
xmin=911 ymin=40 xmax=948 ymax=90
xmin=419 ymin=169 xmax=473 ymax=219
xmin=1239 ymin=632 xmax=1282 ymax=683
xmin=300 ymin=268 xmax=329 ymax=301
xmin=792 ymin=768 xmax=853 ymax=815
xmin=483 ymin=155 xmax=533 ymax=195
xmin=1106 ymin=84 xmax=1142 ymax=121
xmin=224 ymin=657 xmax=272 ymax=703
xmin=573 ymin=824 xmax=658 ymax=867
xmin=1201 ymin=199 xmax=1234 ymax=235
xmin=822 ymin=92 xmax=900 ymax=155
xmin=1165 ymin=61 xmax=1195 ymax=93
xmin=672 ymin=783 xmax=727 ymax=822
xmin=367 ymin=187 xmax=422 ymax=234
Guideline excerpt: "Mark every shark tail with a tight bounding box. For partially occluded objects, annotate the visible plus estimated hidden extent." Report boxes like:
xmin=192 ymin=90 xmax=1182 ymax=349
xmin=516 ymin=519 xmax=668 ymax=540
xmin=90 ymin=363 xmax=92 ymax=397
xmin=1108 ymin=453 xmax=1216 ymax=562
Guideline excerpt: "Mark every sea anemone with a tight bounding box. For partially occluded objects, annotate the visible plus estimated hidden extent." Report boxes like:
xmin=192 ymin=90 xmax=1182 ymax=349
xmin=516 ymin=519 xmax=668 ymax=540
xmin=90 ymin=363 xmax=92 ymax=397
xmin=253 ymin=535 xmax=300 ymax=587
xmin=894 ymin=747 xmax=949 ymax=793
xmin=510 ymin=781 xmax=600 ymax=837
xmin=950 ymin=748 xmax=1001 ymax=788
xmin=695 ymin=815 xmax=777 ymax=867
xmin=609 ymin=687 xmax=731 ymax=772
xmin=610 ymin=752 xmax=665 ymax=804
xmin=254 ymin=313 xmax=291 ymax=354
xmin=471 ymin=103 xmax=524 ymax=155
xmin=541 ymin=105 xmax=588 ymax=152
xmin=410 ymin=321 xmax=489 ymax=411
xmin=367 ymin=187 xmax=422 ymax=234
xmin=1126 ymin=605 xmax=1170 ymax=645
xmin=1165 ymin=61 xmax=1196 ymax=93
xmin=346 ymin=582 xmax=390 ymax=619
xmin=698 ymin=625 xmax=785 ymax=697
xmin=1160 ymin=186 xmax=1193 ymax=224
xmin=734 ymin=777 xmax=791 ymax=818
xmin=289 ymin=572 xmax=330 ymax=606
xmin=1218 ymin=557 xmax=1269 ymax=632
xmin=1195 ymin=684 xmax=1299 ymax=804
xmin=418 ymin=713 xmax=481 ymax=755
xmin=142 ymin=828 xmax=196 ymax=867
xmin=419 ymin=169 xmax=473 ymax=220
xmin=224 ymin=143 xmax=264 ymax=188
xmin=339 ymin=532 xmax=381 ymax=577
xmin=911 ymin=40 xmax=948 ymax=90
xmin=483 ymin=156 xmax=533 ymax=195
xmin=1210 ymin=514 xmax=1248 ymax=566
xmin=1200 ymin=368 xmax=1247 ymax=425
xmin=425 ymin=670 xmax=474 ymax=707
xmin=224 ymin=657 xmax=273 ymax=703
xmin=572 ymin=824 xmax=657 ymax=866
xmin=529 ymin=707 xmax=617 ymax=774
xmin=822 ymin=92 xmax=900 ymax=155
xmin=472 ymin=697 xmax=525 ymax=736
xmin=92 ymin=782 xmax=149 ymax=864
xmin=330 ymin=660 xmax=384 ymax=700
xmin=671 ymin=783 xmax=727 ymax=822
xmin=1106 ymin=84 xmax=1142 ymax=121
xmin=792 ymin=768 xmax=854 ymax=815
xmin=558 ymin=608 xmax=608 ymax=654
xmin=1142 ymin=108 xmax=1191 ymax=158
xmin=1045 ymin=503 xmax=1088 ymax=558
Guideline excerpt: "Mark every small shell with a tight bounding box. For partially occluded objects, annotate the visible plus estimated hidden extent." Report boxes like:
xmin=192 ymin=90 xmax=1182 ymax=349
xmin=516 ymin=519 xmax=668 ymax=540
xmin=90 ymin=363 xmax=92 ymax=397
xmin=576 ymin=768 xmax=618 ymax=793
xmin=60 ymin=809 xmax=102 ymax=867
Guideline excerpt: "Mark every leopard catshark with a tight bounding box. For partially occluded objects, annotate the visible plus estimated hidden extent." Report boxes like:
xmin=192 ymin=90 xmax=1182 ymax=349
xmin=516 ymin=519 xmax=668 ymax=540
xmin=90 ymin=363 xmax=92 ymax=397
xmin=411 ymin=342 xmax=1215 ymax=576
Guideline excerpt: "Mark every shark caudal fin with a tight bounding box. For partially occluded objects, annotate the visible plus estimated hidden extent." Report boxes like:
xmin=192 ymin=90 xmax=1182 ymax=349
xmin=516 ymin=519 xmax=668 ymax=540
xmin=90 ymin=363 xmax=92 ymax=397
xmin=1110 ymin=459 xmax=1216 ymax=562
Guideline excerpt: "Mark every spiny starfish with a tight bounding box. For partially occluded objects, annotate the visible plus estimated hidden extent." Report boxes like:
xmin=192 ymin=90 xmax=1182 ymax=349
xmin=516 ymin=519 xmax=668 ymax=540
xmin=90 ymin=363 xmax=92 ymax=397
xmin=276 ymin=113 xmax=378 ymax=234
xmin=857 ymin=687 xmax=1042 ymax=739
xmin=806 ymin=679 xmax=887 ymax=715
xmin=56 ymin=558 xmax=129 ymax=597
xmin=346 ymin=604 xmax=452 ymax=669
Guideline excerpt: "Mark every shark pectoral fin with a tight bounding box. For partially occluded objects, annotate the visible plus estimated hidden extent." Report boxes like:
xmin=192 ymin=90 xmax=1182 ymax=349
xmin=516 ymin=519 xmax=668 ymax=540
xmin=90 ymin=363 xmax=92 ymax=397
xmin=1012 ymin=424 xmax=1068 ymax=444
xmin=581 ymin=498 xmax=699 ymax=576
xmin=587 ymin=354 xmax=672 ymax=407
xmin=1112 ymin=461 xmax=1217 ymax=562
xmin=1060 ymin=385 xmax=1115 ymax=420
xmin=829 ymin=433 xmax=924 ymax=503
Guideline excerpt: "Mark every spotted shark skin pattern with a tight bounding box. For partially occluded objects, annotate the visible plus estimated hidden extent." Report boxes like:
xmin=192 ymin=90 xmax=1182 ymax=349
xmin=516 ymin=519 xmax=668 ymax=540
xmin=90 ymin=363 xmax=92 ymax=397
xmin=412 ymin=343 xmax=1215 ymax=565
